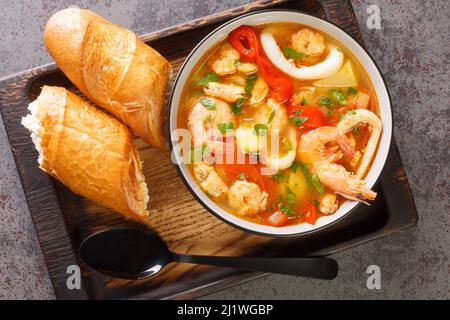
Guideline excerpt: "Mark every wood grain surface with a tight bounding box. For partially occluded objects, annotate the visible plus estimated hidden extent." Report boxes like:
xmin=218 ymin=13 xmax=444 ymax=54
xmin=0 ymin=0 xmax=417 ymax=300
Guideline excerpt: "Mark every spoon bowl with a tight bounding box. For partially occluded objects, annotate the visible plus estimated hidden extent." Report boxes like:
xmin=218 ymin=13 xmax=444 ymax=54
xmin=80 ymin=227 xmax=172 ymax=279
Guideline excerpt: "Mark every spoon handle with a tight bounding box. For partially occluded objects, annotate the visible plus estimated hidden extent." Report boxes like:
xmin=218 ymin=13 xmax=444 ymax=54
xmin=173 ymin=254 xmax=338 ymax=280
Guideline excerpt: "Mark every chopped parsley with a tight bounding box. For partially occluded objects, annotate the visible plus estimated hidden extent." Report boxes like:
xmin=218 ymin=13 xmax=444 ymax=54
xmin=199 ymin=97 xmax=216 ymax=110
xmin=253 ymin=123 xmax=268 ymax=136
xmin=237 ymin=172 xmax=246 ymax=180
xmin=282 ymin=46 xmax=308 ymax=60
xmin=267 ymin=110 xmax=275 ymax=125
xmin=231 ymin=97 xmax=246 ymax=115
xmin=197 ymin=73 xmax=220 ymax=86
xmin=289 ymin=160 xmax=301 ymax=172
xmin=272 ymin=171 xmax=285 ymax=182
xmin=318 ymin=95 xmax=334 ymax=116
xmin=190 ymin=145 xmax=209 ymax=163
xmin=311 ymin=174 xmax=325 ymax=195
xmin=352 ymin=126 xmax=360 ymax=136
xmin=290 ymin=116 xmax=308 ymax=126
xmin=244 ymin=75 xmax=257 ymax=95
xmin=348 ymin=87 xmax=358 ymax=95
xmin=299 ymin=162 xmax=314 ymax=193
xmin=301 ymin=97 xmax=307 ymax=106
xmin=312 ymin=199 xmax=320 ymax=207
xmin=279 ymin=185 xmax=296 ymax=215
xmin=234 ymin=60 xmax=244 ymax=67
xmin=329 ymin=89 xmax=348 ymax=105
xmin=217 ymin=122 xmax=233 ymax=135
xmin=318 ymin=96 xmax=332 ymax=107
xmin=282 ymin=138 xmax=292 ymax=151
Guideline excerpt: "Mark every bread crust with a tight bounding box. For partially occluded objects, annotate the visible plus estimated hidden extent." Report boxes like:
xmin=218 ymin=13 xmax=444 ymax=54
xmin=44 ymin=8 xmax=171 ymax=149
xmin=33 ymin=86 xmax=149 ymax=221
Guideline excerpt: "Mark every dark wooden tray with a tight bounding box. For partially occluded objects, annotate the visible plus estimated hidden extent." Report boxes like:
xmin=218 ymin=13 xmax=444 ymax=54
xmin=0 ymin=0 xmax=417 ymax=300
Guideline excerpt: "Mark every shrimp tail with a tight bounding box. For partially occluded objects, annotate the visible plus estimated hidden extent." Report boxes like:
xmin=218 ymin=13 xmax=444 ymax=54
xmin=335 ymin=192 xmax=370 ymax=205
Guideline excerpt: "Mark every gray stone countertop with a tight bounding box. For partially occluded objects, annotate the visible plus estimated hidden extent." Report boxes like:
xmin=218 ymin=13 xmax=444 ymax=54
xmin=0 ymin=0 xmax=448 ymax=299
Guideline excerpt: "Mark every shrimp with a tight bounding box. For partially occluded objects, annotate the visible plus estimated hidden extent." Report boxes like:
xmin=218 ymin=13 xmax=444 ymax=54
xmin=249 ymin=77 xmax=269 ymax=105
xmin=204 ymin=82 xmax=245 ymax=103
xmin=209 ymin=43 xmax=240 ymax=76
xmin=291 ymin=28 xmax=326 ymax=56
xmin=228 ymin=180 xmax=268 ymax=216
xmin=337 ymin=109 xmax=382 ymax=178
xmin=317 ymin=163 xmax=377 ymax=203
xmin=319 ymin=193 xmax=339 ymax=215
xmin=188 ymin=98 xmax=234 ymax=149
xmin=298 ymin=126 xmax=354 ymax=173
xmin=194 ymin=163 xmax=228 ymax=198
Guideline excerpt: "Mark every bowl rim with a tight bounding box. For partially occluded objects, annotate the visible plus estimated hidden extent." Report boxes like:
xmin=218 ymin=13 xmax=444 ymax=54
xmin=167 ymin=9 xmax=394 ymax=238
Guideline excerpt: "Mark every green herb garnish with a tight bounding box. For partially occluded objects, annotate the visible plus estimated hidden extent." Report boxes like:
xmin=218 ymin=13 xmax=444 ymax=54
xmin=312 ymin=199 xmax=320 ymax=207
xmin=197 ymin=73 xmax=220 ymax=86
xmin=352 ymin=126 xmax=360 ymax=136
xmin=282 ymin=138 xmax=292 ymax=151
xmin=244 ymin=75 xmax=257 ymax=95
xmin=311 ymin=174 xmax=325 ymax=195
xmin=290 ymin=116 xmax=308 ymax=126
xmin=272 ymin=171 xmax=285 ymax=182
xmin=299 ymin=162 xmax=314 ymax=193
xmin=217 ymin=122 xmax=234 ymax=135
xmin=348 ymin=87 xmax=358 ymax=95
xmin=237 ymin=172 xmax=246 ymax=180
xmin=346 ymin=109 xmax=356 ymax=116
xmin=301 ymin=97 xmax=307 ymax=106
xmin=329 ymin=89 xmax=348 ymax=105
xmin=282 ymin=47 xmax=308 ymax=60
xmin=199 ymin=97 xmax=216 ymax=110
xmin=253 ymin=123 xmax=268 ymax=136
xmin=190 ymin=145 xmax=209 ymax=163
xmin=267 ymin=110 xmax=275 ymax=126
xmin=318 ymin=96 xmax=332 ymax=107
xmin=231 ymin=97 xmax=246 ymax=115
xmin=279 ymin=185 xmax=296 ymax=215
xmin=318 ymin=95 xmax=334 ymax=116
xmin=234 ymin=60 xmax=244 ymax=67
xmin=289 ymin=160 xmax=301 ymax=172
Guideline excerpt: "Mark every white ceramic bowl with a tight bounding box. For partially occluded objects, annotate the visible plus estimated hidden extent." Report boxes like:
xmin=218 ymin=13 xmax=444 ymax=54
xmin=168 ymin=10 xmax=393 ymax=237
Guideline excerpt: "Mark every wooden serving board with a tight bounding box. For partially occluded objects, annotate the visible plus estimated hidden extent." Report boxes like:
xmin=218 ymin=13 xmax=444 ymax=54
xmin=0 ymin=0 xmax=417 ymax=300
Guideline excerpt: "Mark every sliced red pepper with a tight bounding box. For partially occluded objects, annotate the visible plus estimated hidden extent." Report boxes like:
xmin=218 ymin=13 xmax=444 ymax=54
xmin=304 ymin=202 xmax=317 ymax=225
xmin=229 ymin=25 xmax=260 ymax=62
xmin=288 ymin=104 xmax=323 ymax=128
xmin=268 ymin=211 xmax=289 ymax=227
xmin=229 ymin=25 xmax=293 ymax=102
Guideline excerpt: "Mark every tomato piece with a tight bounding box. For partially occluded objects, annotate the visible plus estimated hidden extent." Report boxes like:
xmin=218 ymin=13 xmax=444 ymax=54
xmin=288 ymin=104 xmax=323 ymax=128
xmin=269 ymin=77 xmax=293 ymax=102
xmin=268 ymin=211 xmax=289 ymax=227
xmin=258 ymin=55 xmax=293 ymax=102
xmin=229 ymin=25 xmax=260 ymax=62
xmin=216 ymin=162 xmax=265 ymax=191
xmin=304 ymin=202 xmax=317 ymax=225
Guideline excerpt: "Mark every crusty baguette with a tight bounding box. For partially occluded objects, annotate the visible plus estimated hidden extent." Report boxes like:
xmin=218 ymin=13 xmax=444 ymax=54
xmin=44 ymin=8 xmax=171 ymax=149
xmin=22 ymin=86 xmax=149 ymax=222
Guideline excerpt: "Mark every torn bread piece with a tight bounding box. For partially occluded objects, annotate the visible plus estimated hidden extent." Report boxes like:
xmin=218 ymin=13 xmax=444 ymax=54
xmin=22 ymin=86 xmax=149 ymax=221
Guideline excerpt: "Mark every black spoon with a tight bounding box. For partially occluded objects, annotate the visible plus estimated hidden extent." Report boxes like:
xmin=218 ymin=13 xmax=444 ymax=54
xmin=80 ymin=227 xmax=338 ymax=280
